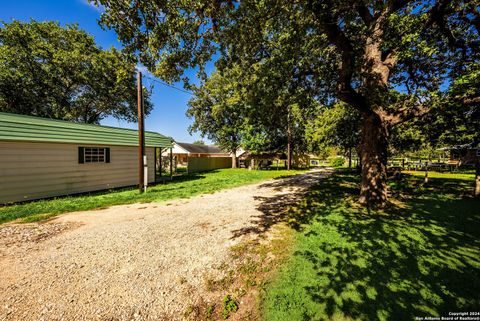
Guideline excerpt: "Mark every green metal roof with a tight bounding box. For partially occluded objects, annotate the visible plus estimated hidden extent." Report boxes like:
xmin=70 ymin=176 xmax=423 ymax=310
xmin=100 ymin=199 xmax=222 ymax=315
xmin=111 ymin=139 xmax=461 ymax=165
xmin=0 ymin=112 xmax=173 ymax=148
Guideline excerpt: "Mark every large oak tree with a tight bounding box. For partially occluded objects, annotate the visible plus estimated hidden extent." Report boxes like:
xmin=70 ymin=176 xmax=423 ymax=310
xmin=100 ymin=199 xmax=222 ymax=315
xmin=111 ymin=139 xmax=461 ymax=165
xmin=93 ymin=0 xmax=479 ymax=206
xmin=0 ymin=20 xmax=153 ymax=123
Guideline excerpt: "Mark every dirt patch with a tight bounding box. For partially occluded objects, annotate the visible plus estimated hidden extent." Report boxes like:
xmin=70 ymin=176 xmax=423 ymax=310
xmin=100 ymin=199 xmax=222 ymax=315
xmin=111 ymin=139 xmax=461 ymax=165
xmin=0 ymin=222 xmax=82 ymax=257
xmin=184 ymin=223 xmax=296 ymax=321
xmin=0 ymin=169 xmax=331 ymax=320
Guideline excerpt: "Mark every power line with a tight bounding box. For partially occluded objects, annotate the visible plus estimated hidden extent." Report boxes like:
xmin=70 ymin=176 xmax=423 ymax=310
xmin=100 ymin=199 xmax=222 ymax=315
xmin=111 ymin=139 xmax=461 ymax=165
xmin=140 ymin=72 xmax=193 ymax=95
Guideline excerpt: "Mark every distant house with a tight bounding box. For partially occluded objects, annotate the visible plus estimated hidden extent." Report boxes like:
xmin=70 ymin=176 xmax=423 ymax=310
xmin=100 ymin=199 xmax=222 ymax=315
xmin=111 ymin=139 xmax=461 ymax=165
xmin=164 ymin=142 xmax=230 ymax=166
xmin=238 ymin=151 xmax=287 ymax=169
xmin=439 ymin=144 xmax=480 ymax=166
xmin=0 ymin=112 xmax=173 ymax=203
xmin=238 ymin=151 xmax=318 ymax=169
xmin=307 ymin=154 xmax=322 ymax=167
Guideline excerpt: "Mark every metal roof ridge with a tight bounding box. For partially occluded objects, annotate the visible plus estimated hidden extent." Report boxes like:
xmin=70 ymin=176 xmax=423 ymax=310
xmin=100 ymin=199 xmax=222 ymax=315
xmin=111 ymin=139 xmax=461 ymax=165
xmin=0 ymin=111 xmax=169 ymax=138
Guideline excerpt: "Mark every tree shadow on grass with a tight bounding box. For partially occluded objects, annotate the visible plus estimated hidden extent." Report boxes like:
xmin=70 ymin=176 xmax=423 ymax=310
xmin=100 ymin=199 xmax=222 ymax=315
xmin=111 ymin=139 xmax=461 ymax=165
xmin=256 ymin=169 xmax=332 ymax=192
xmin=153 ymin=172 xmax=208 ymax=185
xmin=261 ymin=172 xmax=480 ymax=321
xmin=229 ymin=170 xmax=333 ymax=238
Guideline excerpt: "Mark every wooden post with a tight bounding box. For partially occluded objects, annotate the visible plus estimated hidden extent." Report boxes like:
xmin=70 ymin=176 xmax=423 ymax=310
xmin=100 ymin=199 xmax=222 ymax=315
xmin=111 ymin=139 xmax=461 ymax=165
xmin=348 ymin=147 xmax=352 ymax=168
xmin=169 ymin=147 xmax=173 ymax=180
xmin=154 ymin=147 xmax=158 ymax=183
xmin=159 ymin=148 xmax=163 ymax=181
xmin=288 ymin=146 xmax=291 ymax=170
xmin=424 ymin=158 xmax=429 ymax=184
xmin=286 ymin=106 xmax=292 ymax=171
xmin=475 ymin=157 xmax=480 ymax=198
xmin=137 ymin=71 xmax=146 ymax=193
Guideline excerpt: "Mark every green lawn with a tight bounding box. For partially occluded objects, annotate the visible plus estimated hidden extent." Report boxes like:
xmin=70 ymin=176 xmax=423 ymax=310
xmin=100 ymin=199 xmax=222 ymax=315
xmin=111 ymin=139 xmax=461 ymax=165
xmin=0 ymin=168 xmax=305 ymax=224
xmin=403 ymin=170 xmax=475 ymax=181
xmin=262 ymin=171 xmax=480 ymax=321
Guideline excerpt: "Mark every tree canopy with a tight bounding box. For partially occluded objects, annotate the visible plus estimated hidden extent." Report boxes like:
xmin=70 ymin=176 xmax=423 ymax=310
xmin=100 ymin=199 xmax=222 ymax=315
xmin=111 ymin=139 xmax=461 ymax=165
xmin=306 ymin=102 xmax=361 ymax=159
xmin=188 ymin=66 xmax=247 ymax=167
xmin=0 ymin=20 xmax=152 ymax=123
xmin=94 ymin=0 xmax=480 ymax=206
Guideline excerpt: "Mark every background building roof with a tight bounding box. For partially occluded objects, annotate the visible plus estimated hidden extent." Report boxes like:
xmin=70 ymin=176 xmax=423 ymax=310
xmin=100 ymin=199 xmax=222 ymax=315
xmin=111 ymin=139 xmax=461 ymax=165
xmin=0 ymin=112 xmax=173 ymax=148
xmin=176 ymin=142 xmax=227 ymax=154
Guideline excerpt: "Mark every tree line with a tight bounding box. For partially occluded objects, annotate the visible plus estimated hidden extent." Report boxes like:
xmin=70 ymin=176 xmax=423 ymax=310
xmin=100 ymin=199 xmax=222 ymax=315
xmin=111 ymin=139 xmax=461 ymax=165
xmin=2 ymin=1 xmax=479 ymax=207
xmin=92 ymin=0 xmax=478 ymax=206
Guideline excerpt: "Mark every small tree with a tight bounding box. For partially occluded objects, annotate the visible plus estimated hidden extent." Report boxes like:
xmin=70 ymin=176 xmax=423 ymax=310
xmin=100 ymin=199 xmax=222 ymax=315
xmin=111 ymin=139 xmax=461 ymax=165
xmin=307 ymin=103 xmax=361 ymax=168
xmin=187 ymin=67 xmax=246 ymax=168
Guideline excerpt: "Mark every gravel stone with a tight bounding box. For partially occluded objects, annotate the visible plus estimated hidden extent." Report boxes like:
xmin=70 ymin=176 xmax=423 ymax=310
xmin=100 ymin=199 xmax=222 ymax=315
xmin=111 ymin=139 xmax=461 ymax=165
xmin=0 ymin=169 xmax=330 ymax=320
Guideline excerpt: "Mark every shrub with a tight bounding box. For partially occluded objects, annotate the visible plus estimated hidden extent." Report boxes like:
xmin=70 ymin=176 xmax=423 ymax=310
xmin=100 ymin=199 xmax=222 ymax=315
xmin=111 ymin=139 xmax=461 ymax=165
xmin=329 ymin=157 xmax=345 ymax=167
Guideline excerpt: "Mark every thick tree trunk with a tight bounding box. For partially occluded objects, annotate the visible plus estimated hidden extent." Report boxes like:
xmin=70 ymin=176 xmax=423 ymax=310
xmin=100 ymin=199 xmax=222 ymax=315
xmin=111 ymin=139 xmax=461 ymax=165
xmin=358 ymin=112 xmax=389 ymax=207
xmin=231 ymin=150 xmax=237 ymax=169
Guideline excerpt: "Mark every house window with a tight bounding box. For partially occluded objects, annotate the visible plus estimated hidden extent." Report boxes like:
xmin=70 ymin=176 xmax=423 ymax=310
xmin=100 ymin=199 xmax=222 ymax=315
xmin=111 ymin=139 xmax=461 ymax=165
xmin=78 ymin=147 xmax=110 ymax=164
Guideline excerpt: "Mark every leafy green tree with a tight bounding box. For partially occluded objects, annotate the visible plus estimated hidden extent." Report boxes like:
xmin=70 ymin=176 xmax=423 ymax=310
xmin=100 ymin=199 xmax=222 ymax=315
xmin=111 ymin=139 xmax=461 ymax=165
xmin=440 ymin=84 xmax=480 ymax=197
xmin=243 ymin=60 xmax=321 ymax=170
xmin=188 ymin=66 xmax=247 ymax=168
xmin=396 ymin=89 xmax=480 ymax=195
xmin=307 ymin=103 xmax=361 ymax=167
xmin=94 ymin=0 xmax=479 ymax=206
xmin=189 ymin=62 xmax=318 ymax=169
xmin=192 ymin=140 xmax=206 ymax=145
xmin=0 ymin=20 xmax=152 ymax=123
xmin=389 ymin=122 xmax=425 ymax=157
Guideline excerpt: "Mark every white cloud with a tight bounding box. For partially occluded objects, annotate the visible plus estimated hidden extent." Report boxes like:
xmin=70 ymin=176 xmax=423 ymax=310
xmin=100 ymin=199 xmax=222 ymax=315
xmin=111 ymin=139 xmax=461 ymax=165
xmin=79 ymin=0 xmax=105 ymax=13
xmin=136 ymin=64 xmax=155 ymax=77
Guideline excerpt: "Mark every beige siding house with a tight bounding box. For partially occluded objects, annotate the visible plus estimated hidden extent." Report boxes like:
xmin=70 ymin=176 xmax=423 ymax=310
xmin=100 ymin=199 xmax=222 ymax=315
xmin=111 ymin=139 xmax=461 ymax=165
xmin=163 ymin=142 xmax=230 ymax=166
xmin=0 ymin=112 xmax=172 ymax=204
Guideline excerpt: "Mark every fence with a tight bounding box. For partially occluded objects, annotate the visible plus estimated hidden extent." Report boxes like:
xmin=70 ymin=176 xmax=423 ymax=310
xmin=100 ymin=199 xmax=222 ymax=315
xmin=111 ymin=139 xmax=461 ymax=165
xmin=187 ymin=157 xmax=232 ymax=173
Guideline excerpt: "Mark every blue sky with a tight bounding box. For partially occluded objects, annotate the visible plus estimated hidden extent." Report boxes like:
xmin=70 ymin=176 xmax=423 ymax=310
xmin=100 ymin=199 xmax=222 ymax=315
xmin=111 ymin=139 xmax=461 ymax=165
xmin=0 ymin=0 xmax=206 ymax=143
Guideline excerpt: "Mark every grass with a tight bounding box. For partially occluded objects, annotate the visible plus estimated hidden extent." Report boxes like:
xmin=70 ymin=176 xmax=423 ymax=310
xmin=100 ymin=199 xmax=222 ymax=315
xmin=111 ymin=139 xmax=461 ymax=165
xmin=0 ymin=168 xmax=305 ymax=224
xmin=222 ymin=295 xmax=238 ymax=319
xmin=402 ymin=170 xmax=475 ymax=181
xmin=262 ymin=170 xmax=480 ymax=321
xmin=186 ymin=224 xmax=296 ymax=320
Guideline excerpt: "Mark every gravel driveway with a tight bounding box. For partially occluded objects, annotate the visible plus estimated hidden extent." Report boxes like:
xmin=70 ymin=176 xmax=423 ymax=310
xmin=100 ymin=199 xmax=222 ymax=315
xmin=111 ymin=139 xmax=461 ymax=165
xmin=0 ymin=169 xmax=330 ymax=321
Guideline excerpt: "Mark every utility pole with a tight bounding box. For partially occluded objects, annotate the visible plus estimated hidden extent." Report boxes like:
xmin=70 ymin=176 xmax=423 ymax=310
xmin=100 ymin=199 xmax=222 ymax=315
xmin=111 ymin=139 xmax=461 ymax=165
xmin=475 ymin=157 xmax=480 ymax=198
xmin=286 ymin=106 xmax=292 ymax=171
xmin=137 ymin=71 xmax=147 ymax=193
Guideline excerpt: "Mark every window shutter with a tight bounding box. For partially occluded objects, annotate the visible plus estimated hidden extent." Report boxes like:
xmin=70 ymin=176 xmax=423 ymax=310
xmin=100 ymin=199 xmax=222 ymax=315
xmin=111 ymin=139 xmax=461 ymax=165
xmin=105 ymin=148 xmax=110 ymax=163
xmin=78 ymin=147 xmax=84 ymax=164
